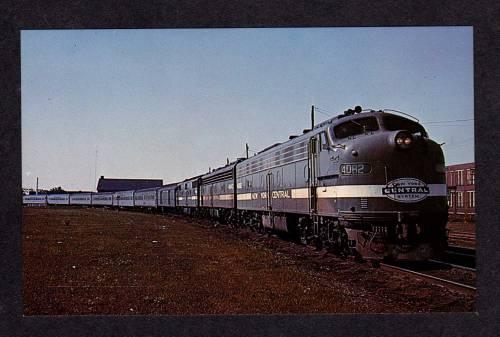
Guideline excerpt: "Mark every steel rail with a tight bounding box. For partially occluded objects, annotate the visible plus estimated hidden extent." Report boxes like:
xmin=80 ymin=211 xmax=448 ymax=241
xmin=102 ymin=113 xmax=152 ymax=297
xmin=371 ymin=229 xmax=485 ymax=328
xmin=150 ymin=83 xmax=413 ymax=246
xmin=379 ymin=262 xmax=476 ymax=295
xmin=428 ymin=259 xmax=476 ymax=272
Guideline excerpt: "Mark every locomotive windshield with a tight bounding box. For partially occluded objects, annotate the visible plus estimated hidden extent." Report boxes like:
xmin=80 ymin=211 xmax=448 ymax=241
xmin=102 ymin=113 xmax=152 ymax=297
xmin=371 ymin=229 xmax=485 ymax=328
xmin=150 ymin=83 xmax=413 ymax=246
xmin=382 ymin=115 xmax=427 ymax=137
xmin=333 ymin=117 xmax=379 ymax=139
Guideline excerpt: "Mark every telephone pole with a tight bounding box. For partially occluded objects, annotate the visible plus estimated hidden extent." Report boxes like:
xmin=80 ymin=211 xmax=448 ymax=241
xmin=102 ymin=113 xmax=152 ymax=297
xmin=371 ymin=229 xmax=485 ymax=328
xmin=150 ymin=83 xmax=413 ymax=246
xmin=311 ymin=105 xmax=315 ymax=129
xmin=94 ymin=149 xmax=98 ymax=190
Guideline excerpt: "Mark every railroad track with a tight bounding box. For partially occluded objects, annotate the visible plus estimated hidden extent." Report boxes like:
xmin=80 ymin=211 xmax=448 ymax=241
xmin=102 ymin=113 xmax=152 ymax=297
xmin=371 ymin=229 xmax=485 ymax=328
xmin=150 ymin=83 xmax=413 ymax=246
xmin=448 ymin=231 xmax=475 ymax=247
xmin=449 ymin=231 xmax=475 ymax=238
xmin=446 ymin=245 xmax=475 ymax=256
xmin=428 ymin=258 xmax=476 ymax=272
xmin=448 ymin=234 xmax=475 ymax=242
xmin=379 ymin=262 xmax=476 ymax=295
xmin=440 ymin=245 xmax=476 ymax=269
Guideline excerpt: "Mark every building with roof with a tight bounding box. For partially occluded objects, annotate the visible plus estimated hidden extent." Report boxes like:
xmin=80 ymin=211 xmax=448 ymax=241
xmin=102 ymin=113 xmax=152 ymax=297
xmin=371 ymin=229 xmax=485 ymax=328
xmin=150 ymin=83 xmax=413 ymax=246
xmin=96 ymin=176 xmax=163 ymax=193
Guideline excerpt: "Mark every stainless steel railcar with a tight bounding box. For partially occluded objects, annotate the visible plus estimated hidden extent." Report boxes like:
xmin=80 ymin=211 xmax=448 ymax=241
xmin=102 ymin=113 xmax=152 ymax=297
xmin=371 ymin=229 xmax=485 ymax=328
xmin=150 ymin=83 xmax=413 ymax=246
xmin=158 ymin=183 xmax=178 ymax=211
xmin=23 ymin=194 xmax=47 ymax=206
xmin=91 ymin=192 xmax=114 ymax=206
xmin=134 ymin=187 xmax=159 ymax=209
xmin=47 ymin=193 xmax=70 ymax=205
xmin=69 ymin=193 xmax=92 ymax=206
xmin=113 ymin=190 xmax=135 ymax=208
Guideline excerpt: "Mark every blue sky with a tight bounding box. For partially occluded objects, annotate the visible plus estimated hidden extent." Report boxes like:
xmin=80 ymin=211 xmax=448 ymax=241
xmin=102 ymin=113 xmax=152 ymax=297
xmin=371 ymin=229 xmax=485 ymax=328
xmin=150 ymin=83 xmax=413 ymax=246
xmin=21 ymin=27 xmax=473 ymax=191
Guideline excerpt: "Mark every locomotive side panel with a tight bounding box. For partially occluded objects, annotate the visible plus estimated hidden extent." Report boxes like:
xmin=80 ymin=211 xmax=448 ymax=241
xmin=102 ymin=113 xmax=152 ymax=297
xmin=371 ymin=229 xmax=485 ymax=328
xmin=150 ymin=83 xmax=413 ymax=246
xmin=214 ymin=180 xmax=233 ymax=209
xmin=200 ymin=163 xmax=240 ymax=221
xmin=236 ymin=139 xmax=309 ymax=214
xmin=281 ymin=163 xmax=297 ymax=213
xmin=293 ymin=161 xmax=309 ymax=214
xmin=177 ymin=177 xmax=201 ymax=210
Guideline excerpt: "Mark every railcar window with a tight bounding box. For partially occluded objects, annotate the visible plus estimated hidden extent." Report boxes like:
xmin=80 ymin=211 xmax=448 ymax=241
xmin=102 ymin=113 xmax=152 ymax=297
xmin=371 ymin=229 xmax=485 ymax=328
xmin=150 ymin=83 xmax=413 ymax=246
xmin=382 ymin=115 xmax=427 ymax=137
xmin=333 ymin=117 xmax=379 ymax=139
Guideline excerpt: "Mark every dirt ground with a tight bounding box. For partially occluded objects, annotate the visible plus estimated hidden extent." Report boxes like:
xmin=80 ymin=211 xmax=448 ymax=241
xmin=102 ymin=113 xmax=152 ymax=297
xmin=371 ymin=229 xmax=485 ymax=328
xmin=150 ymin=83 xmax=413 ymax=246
xmin=22 ymin=207 xmax=475 ymax=315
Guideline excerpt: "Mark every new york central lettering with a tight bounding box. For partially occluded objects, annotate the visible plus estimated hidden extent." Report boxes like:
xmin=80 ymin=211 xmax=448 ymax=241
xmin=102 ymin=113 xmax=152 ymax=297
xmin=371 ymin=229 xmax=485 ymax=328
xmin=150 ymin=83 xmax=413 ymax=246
xmin=259 ymin=190 xmax=291 ymax=199
xmin=383 ymin=186 xmax=430 ymax=194
xmin=272 ymin=190 xmax=291 ymax=199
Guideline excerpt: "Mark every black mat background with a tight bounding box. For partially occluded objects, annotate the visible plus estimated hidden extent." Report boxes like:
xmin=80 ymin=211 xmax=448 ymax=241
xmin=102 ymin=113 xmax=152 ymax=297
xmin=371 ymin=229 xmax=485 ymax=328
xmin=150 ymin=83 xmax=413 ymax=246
xmin=1 ymin=1 xmax=499 ymax=336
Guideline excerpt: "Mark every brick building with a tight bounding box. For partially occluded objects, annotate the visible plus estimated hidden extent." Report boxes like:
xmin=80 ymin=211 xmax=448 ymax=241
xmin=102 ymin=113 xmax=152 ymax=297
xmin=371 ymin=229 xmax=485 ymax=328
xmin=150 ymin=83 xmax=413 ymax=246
xmin=445 ymin=162 xmax=475 ymax=218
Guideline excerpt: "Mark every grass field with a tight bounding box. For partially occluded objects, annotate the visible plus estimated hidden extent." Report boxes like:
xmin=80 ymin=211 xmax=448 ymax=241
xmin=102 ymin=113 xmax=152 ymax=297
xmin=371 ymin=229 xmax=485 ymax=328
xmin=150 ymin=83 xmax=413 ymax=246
xmin=22 ymin=207 xmax=475 ymax=315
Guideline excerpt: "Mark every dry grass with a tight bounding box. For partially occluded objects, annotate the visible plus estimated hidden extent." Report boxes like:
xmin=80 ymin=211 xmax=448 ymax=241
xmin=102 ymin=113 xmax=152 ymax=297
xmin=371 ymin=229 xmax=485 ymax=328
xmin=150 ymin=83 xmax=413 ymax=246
xmin=23 ymin=207 xmax=475 ymax=315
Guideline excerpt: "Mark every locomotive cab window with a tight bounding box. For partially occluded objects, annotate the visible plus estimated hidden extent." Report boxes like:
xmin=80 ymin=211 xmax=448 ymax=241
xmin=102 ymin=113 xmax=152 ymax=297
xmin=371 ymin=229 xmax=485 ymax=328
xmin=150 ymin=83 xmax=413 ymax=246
xmin=333 ymin=117 xmax=379 ymax=139
xmin=382 ymin=115 xmax=427 ymax=137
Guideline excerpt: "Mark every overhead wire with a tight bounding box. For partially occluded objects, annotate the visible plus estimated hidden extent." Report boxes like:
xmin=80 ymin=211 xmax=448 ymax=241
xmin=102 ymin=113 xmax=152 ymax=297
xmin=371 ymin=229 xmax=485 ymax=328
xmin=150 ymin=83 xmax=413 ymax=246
xmin=426 ymin=124 xmax=474 ymax=127
xmin=442 ymin=137 xmax=475 ymax=150
xmin=422 ymin=118 xmax=474 ymax=124
xmin=313 ymin=106 xmax=334 ymax=117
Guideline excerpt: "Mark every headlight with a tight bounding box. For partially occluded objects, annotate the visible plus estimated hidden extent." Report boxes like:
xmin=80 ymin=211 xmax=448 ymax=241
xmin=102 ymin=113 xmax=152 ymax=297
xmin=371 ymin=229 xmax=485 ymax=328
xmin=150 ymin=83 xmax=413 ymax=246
xmin=395 ymin=131 xmax=413 ymax=149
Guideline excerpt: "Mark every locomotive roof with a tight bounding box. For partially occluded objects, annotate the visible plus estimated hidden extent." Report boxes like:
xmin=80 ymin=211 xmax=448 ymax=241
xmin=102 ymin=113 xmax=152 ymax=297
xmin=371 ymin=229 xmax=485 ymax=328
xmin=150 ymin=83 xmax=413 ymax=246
xmin=202 ymin=164 xmax=234 ymax=179
xmin=202 ymin=158 xmax=245 ymax=179
xmin=180 ymin=174 xmax=204 ymax=183
xmin=312 ymin=109 xmax=420 ymax=130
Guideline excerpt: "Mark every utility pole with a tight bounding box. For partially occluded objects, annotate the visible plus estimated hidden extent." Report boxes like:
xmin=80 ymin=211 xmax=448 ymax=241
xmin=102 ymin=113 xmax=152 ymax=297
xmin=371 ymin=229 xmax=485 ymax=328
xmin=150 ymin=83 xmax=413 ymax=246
xmin=94 ymin=149 xmax=98 ymax=190
xmin=311 ymin=105 xmax=315 ymax=129
xmin=36 ymin=177 xmax=38 ymax=195
xmin=246 ymin=143 xmax=249 ymax=159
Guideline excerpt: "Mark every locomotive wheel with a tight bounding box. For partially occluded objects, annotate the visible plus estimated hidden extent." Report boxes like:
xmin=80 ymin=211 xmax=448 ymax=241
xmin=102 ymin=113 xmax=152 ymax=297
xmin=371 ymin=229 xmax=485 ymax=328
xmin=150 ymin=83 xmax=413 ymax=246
xmin=298 ymin=228 xmax=308 ymax=245
xmin=297 ymin=218 xmax=311 ymax=245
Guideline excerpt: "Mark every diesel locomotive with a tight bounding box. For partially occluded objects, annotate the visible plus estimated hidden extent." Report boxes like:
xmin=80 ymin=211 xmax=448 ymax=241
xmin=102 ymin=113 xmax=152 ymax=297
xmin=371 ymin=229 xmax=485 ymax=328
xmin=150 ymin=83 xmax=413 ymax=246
xmin=23 ymin=106 xmax=449 ymax=261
